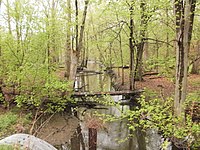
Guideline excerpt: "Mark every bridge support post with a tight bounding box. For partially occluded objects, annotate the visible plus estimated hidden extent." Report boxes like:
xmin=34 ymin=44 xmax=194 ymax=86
xmin=88 ymin=128 xmax=97 ymax=150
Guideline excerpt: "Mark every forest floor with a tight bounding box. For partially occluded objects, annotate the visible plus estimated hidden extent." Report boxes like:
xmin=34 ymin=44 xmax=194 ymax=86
xmin=136 ymin=74 xmax=200 ymax=96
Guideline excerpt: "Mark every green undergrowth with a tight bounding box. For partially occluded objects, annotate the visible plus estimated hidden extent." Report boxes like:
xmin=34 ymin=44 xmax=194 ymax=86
xmin=190 ymin=79 xmax=200 ymax=87
xmin=0 ymin=112 xmax=17 ymax=134
xmin=0 ymin=109 xmax=32 ymax=137
xmin=126 ymin=89 xmax=200 ymax=149
xmin=0 ymin=145 xmax=17 ymax=150
xmin=14 ymin=77 xmax=73 ymax=113
xmin=95 ymin=89 xmax=200 ymax=149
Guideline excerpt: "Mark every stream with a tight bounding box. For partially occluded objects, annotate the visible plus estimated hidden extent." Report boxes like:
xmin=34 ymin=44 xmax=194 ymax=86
xmin=35 ymin=60 xmax=164 ymax=150
xmin=74 ymin=105 xmax=161 ymax=150
xmin=35 ymin=99 xmax=162 ymax=150
xmin=0 ymin=60 xmax=166 ymax=150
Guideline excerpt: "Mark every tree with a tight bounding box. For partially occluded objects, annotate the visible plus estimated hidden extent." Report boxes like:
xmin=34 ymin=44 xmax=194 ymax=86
xmin=0 ymin=0 xmax=2 ymax=55
xmin=134 ymin=0 xmax=148 ymax=81
xmin=68 ymin=0 xmax=89 ymax=82
xmin=65 ymin=0 xmax=72 ymax=79
xmin=190 ymin=41 xmax=200 ymax=74
xmin=174 ymin=0 xmax=197 ymax=117
xmin=6 ymin=0 xmax=12 ymax=35
xmin=0 ymin=0 xmax=3 ymax=99
xmin=129 ymin=0 xmax=135 ymax=90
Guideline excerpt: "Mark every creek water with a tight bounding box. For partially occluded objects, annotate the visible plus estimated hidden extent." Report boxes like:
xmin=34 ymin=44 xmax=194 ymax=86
xmin=37 ymin=60 xmax=164 ymax=150
xmin=55 ymin=61 xmax=161 ymax=150
xmin=72 ymin=60 xmax=161 ymax=150
xmin=70 ymin=105 xmax=162 ymax=150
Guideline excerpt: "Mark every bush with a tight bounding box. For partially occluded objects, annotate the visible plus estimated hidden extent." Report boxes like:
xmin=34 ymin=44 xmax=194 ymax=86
xmin=126 ymin=93 xmax=200 ymax=149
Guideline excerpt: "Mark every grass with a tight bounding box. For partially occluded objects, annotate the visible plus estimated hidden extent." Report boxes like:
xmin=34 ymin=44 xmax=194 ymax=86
xmin=190 ymin=79 xmax=200 ymax=86
xmin=0 ymin=109 xmax=32 ymax=137
xmin=0 ymin=112 xmax=18 ymax=135
xmin=0 ymin=145 xmax=17 ymax=150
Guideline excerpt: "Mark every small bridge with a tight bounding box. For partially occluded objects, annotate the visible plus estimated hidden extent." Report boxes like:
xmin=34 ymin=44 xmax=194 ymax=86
xmin=70 ymin=90 xmax=143 ymax=108
xmin=72 ymin=90 xmax=142 ymax=98
xmin=71 ymin=61 xmax=142 ymax=106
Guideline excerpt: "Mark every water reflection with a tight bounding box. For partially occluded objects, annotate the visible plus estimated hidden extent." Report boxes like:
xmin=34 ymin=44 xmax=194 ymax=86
xmin=67 ymin=105 xmax=161 ymax=150
xmin=75 ymin=60 xmax=111 ymax=92
xmin=61 ymin=60 xmax=162 ymax=149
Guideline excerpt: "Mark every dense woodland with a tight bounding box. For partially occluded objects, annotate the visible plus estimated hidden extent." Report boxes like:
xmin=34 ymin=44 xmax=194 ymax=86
xmin=0 ymin=0 xmax=199 ymax=149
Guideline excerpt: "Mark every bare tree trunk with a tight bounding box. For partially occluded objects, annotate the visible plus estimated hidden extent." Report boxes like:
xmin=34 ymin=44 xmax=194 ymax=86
xmin=135 ymin=0 xmax=147 ymax=81
xmin=46 ymin=14 xmax=51 ymax=75
xmin=174 ymin=0 xmax=186 ymax=117
xmin=119 ymin=32 xmax=124 ymax=85
xmin=129 ymin=0 xmax=135 ymax=90
xmin=65 ymin=0 xmax=72 ymax=79
xmin=109 ymin=43 xmax=112 ymax=67
xmin=0 ymin=0 xmax=3 ymax=99
xmin=0 ymin=0 xmax=2 ymax=56
xmin=75 ymin=0 xmax=78 ymax=51
xmin=6 ymin=0 xmax=12 ymax=35
xmin=51 ymin=0 xmax=57 ymax=63
xmin=78 ymin=0 xmax=89 ymax=55
xmin=191 ymin=41 xmax=200 ymax=74
xmin=188 ymin=0 xmax=196 ymax=43
xmin=166 ymin=8 xmax=169 ymax=57
xmin=69 ymin=0 xmax=89 ymax=82
xmin=13 ymin=0 xmax=23 ymax=94
xmin=174 ymin=0 xmax=196 ymax=117
xmin=14 ymin=1 xmax=21 ymax=54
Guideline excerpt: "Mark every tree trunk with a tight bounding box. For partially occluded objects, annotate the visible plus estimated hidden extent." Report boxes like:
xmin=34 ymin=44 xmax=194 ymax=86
xmin=51 ymin=0 xmax=57 ymax=63
xmin=69 ymin=50 xmax=78 ymax=81
xmin=135 ymin=0 xmax=147 ymax=81
xmin=129 ymin=0 xmax=135 ymax=90
xmin=6 ymin=0 xmax=12 ymax=35
xmin=0 ymin=0 xmax=2 ymax=101
xmin=78 ymin=0 xmax=89 ymax=56
xmin=166 ymin=8 xmax=169 ymax=57
xmin=174 ymin=0 xmax=196 ymax=117
xmin=174 ymin=0 xmax=186 ymax=117
xmin=46 ymin=14 xmax=51 ymax=75
xmin=135 ymin=41 xmax=145 ymax=81
xmin=65 ymin=0 xmax=72 ymax=79
xmin=191 ymin=41 xmax=200 ymax=74
xmin=0 ymin=0 xmax=2 ymax=56
xmin=69 ymin=0 xmax=89 ymax=82
xmin=75 ymin=0 xmax=78 ymax=52
xmin=119 ymin=32 xmax=124 ymax=85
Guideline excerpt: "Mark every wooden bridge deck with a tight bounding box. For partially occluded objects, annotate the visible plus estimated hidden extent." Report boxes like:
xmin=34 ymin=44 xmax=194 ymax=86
xmin=72 ymin=90 xmax=143 ymax=98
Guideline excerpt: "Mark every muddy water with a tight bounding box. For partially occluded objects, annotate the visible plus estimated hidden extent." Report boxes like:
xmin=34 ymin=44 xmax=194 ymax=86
xmin=75 ymin=60 xmax=112 ymax=92
xmin=37 ymin=61 xmax=162 ymax=150
xmin=74 ymin=104 xmax=162 ymax=150
xmin=35 ymin=96 xmax=162 ymax=150
xmin=36 ymin=105 xmax=162 ymax=150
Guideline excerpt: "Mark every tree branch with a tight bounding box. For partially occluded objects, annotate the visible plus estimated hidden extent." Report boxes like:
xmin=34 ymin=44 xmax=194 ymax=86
xmin=144 ymin=38 xmax=174 ymax=47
